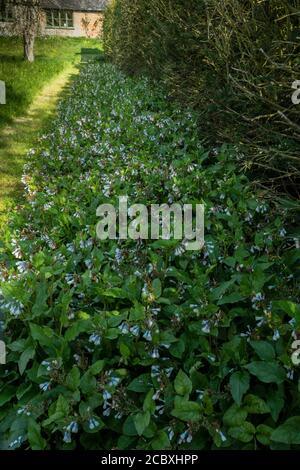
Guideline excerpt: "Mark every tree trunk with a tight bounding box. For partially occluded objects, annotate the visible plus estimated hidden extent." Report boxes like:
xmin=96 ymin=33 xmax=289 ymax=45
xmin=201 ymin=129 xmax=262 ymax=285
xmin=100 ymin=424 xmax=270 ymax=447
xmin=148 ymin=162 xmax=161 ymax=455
xmin=23 ymin=32 xmax=35 ymax=62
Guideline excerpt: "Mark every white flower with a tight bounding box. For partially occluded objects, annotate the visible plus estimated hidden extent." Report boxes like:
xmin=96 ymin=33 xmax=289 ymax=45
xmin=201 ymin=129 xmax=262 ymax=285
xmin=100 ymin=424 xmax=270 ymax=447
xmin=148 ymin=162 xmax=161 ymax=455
xmin=130 ymin=325 xmax=140 ymax=337
xmin=201 ymin=320 xmax=211 ymax=334
xmin=150 ymin=348 xmax=160 ymax=359
xmin=67 ymin=421 xmax=79 ymax=434
xmin=88 ymin=418 xmax=99 ymax=430
xmin=272 ymin=329 xmax=280 ymax=341
xmin=103 ymin=390 xmax=112 ymax=401
xmin=63 ymin=431 xmax=72 ymax=443
xmin=143 ymin=330 xmax=152 ymax=341
xmin=89 ymin=333 xmax=101 ymax=346
xmin=119 ymin=322 xmax=129 ymax=334
xmin=39 ymin=382 xmax=51 ymax=392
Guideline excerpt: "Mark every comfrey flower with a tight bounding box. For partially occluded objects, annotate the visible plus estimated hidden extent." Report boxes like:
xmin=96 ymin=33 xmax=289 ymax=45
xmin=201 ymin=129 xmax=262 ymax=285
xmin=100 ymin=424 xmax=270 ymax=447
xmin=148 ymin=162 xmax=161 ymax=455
xmin=88 ymin=418 xmax=100 ymax=430
xmin=165 ymin=367 xmax=173 ymax=378
xmin=167 ymin=427 xmax=175 ymax=441
xmin=201 ymin=320 xmax=211 ymax=334
xmin=143 ymin=330 xmax=152 ymax=341
xmin=115 ymin=248 xmax=123 ymax=264
xmin=63 ymin=431 xmax=72 ymax=444
xmin=16 ymin=261 xmax=29 ymax=274
xmin=17 ymin=406 xmax=31 ymax=417
xmin=8 ymin=436 xmax=23 ymax=449
xmin=217 ymin=429 xmax=227 ymax=442
xmin=178 ymin=430 xmax=193 ymax=444
xmin=89 ymin=333 xmax=101 ymax=346
xmin=1 ymin=299 xmax=24 ymax=317
xmin=103 ymin=406 xmax=111 ymax=417
xmin=252 ymin=292 xmax=264 ymax=302
xmin=39 ymin=382 xmax=51 ymax=392
xmin=240 ymin=325 xmax=252 ymax=338
xmin=119 ymin=322 xmax=129 ymax=334
xmin=130 ymin=325 xmax=140 ymax=337
xmin=67 ymin=421 xmax=79 ymax=434
xmin=150 ymin=348 xmax=160 ymax=359
xmin=279 ymin=228 xmax=287 ymax=237
xmin=103 ymin=390 xmax=112 ymax=401
xmin=152 ymin=390 xmax=161 ymax=401
xmin=175 ymin=244 xmax=186 ymax=257
xmin=155 ymin=404 xmax=165 ymax=415
xmin=108 ymin=376 xmax=121 ymax=387
xmin=84 ymin=259 xmax=93 ymax=269
xmin=272 ymin=329 xmax=280 ymax=341
xmin=151 ymin=365 xmax=160 ymax=378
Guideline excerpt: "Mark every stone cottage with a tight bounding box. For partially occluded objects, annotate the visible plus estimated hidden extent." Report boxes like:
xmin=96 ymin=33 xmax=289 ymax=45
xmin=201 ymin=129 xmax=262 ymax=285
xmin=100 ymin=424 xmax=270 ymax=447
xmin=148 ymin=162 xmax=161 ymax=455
xmin=0 ymin=0 xmax=108 ymax=38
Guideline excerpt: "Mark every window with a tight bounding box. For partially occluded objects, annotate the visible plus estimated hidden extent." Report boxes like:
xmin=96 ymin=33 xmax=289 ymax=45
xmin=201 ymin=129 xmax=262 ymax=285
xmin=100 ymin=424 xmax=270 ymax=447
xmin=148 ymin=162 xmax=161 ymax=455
xmin=0 ymin=1 xmax=14 ymax=23
xmin=46 ymin=10 xmax=74 ymax=29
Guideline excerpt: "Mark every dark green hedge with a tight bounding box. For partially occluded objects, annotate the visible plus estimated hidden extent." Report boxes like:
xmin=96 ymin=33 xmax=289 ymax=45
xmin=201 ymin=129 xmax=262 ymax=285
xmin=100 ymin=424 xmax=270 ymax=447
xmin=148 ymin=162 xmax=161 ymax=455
xmin=104 ymin=0 xmax=300 ymax=192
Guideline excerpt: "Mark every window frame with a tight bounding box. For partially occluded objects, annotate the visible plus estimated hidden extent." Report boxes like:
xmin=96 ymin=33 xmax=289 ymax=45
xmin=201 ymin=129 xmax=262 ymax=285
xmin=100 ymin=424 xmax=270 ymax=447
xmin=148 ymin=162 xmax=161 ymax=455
xmin=45 ymin=9 xmax=74 ymax=29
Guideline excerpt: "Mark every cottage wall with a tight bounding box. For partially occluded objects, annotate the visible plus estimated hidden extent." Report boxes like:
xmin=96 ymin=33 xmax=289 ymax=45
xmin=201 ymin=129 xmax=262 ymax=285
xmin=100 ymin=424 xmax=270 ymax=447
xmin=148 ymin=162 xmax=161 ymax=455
xmin=40 ymin=11 xmax=104 ymax=38
xmin=0 ymin=11 xmax=104 ymax=38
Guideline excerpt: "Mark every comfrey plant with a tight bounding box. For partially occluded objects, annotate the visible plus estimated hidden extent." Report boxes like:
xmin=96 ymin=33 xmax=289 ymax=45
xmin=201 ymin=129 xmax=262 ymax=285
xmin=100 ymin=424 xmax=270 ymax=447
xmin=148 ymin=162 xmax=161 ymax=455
xmin=0 ymin=63 xmax=299 ymax=450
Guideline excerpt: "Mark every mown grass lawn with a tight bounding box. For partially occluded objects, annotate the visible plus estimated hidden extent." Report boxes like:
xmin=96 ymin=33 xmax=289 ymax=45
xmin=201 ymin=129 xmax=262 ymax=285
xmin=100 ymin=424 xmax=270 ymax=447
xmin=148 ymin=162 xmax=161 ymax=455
xmin=0 ymin=36 xmax=101 ymax=129
xmin=0 ymin=37 xmax=102 ymax=220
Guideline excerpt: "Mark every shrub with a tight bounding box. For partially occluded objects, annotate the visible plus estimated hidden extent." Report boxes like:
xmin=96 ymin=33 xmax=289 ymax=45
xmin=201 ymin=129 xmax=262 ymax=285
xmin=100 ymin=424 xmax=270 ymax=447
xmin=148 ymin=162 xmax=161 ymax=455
xmin=0 ymin=63 xmax=299 ymax=449
xmin=104 ymin=0 xmax=300 ymax=192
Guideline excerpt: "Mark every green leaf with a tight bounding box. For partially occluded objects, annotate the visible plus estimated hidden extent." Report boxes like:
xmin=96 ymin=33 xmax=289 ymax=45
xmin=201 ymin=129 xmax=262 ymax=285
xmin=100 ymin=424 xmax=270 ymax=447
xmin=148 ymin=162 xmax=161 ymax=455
xmin=120 ymin=342 xmax=131 ymax=359
xmin=55 ymin=395 xmax=69 ymax=416
xmin=151 ymin=431 xmax=170 ymax=450
xmin=152 ymin=279 xmax=162 ymax=298
xmin=223 ymin=403 xmax=248 ymax=427
xmin=267 ymin=389 xmax=284 ymax=422
xmin=64 ymin=320 xmax=91 ymax=342
xmin=80 ymin=371 xmax=96 ymax=394
xmin=169 ymin=338 xmax=185 ymax=358
xmin=228 ymin=421 xmax=255 ymax=443
xmin=245 ymin=361 xmax=286 ymax=384
xmin=43 ymin=412 xmax=65 ymax=427
xmin=174 ymin=370 xmax=192 ymax=396
xmin=243 ymin=394 xmax=270 ymax=414
xmin=89 ymin=360 xmax=105 ymax=375
xmin=129 ymin=303 xmax=145 ymax=321
xmin=32 ymin=280 xmax=48 ymax=318
xmin=250 ymin=341 xmax=275 ymax=361
xmin=29 ymin=324 xmax=54 ymax=347
xmin=229 ymin=371 xmax=250 ymax=406
xmin=271 ymin=417 xmax=300 ymax=444
xmin=18 ymin=346 xmax=35 ymax=375
xmin=0 ymin=385 xmax=15 ymax=407
xmin=65 ymin=367 xmax=80 ymax=391
xmin=133 ymin=411 xmax=150 ymax=436
xmin=127 ymin=374 xmax=151 ymax=393
xmin=123 ymin=416 xmax=138 ymax=436
xmin=143 ymin=389 xmax=155 ymax=414
xmin=28 ymin=420 xmax=46 ymax=450
xmin=217 ymin=292 xmax=246 ymax=305
xmin=171 ymin=396 xmax=201 ymax=422
xmin=256 ymin=424 xmax=273 ymax=446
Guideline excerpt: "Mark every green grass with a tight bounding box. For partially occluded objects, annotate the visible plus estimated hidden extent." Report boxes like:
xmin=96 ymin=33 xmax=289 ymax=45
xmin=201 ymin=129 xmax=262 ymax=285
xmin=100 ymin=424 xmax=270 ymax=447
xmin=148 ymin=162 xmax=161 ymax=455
xmin=0 ymin=36 xmax=103 ymax=220
xmin=0 ymin=36 xmax=101 ymax=129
